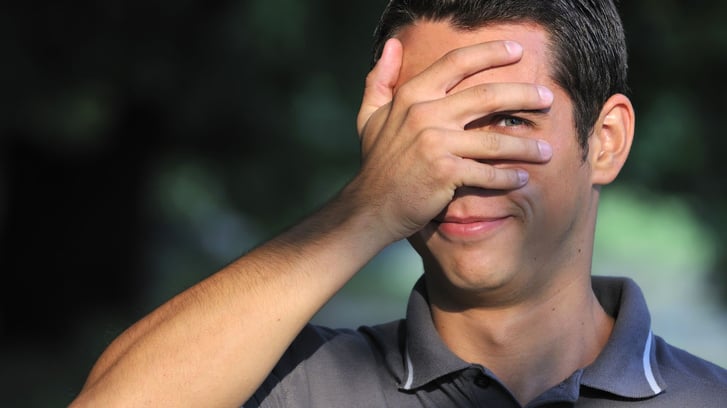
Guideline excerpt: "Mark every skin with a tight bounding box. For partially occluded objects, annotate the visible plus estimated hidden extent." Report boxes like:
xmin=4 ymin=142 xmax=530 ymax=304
xmin=70 ymin=19 xmax=634 ymax=408
xmin=393 ymin=21 xmax=633 ymax=403
xmin=401 ymin=23 xmax=590 ymax=306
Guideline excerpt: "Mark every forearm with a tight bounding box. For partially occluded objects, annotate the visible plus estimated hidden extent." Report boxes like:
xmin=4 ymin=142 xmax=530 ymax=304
xmin=71 ymin=187 xmax=391 ymax=408
xmin=70 ymin=35 xmax=554 ymax=406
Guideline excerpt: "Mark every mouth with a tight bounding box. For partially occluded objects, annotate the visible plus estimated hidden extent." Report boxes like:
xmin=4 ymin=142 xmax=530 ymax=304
xmin=433 ymin=215 xmax=512 ymax=240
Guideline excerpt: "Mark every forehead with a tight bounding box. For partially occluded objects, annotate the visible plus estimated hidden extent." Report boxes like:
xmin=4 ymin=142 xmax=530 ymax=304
xmin=395 ymin=21 xmax=554 ymax=92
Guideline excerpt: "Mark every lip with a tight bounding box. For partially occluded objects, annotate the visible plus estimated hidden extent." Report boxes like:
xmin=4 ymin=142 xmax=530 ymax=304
xmin=434 ymin=216 xmax=512 ymax=241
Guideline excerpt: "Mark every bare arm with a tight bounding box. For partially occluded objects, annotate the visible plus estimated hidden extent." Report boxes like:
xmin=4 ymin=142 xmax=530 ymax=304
xmin=70 ymin=39 xmax=553 ymax=407
xmin=71 ymin=189 xmax=391 ymax=407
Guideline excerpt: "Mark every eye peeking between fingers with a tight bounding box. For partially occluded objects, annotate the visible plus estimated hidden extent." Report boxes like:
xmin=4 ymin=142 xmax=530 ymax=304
xmin=466 ymin=114 xmax=535 ymax=131
xmin=495 ymin=116 xmax=530 ymax=128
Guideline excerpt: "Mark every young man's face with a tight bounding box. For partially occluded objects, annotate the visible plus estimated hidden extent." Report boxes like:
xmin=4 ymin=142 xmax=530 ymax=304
xmin=398 ymin=21 xmax=599 ymax=306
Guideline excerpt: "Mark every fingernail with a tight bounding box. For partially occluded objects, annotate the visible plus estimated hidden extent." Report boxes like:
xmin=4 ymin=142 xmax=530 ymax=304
xmin=517 ymin=169 xmax=529 ymax=185
xmin=537 ymin=140 xmax=553 ymax=159
xmin=537 ymin=85 xmax=554 ymax=103
xmin=505 ymin=41 xmax=523 ymax=55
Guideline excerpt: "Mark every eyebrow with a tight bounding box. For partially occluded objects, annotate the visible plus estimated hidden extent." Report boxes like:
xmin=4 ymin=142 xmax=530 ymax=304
xmin=510 ymin=108 xmax=550 ymax=116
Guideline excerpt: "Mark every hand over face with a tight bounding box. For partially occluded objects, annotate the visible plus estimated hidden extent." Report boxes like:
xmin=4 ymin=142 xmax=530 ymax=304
xmin=352 ymin=38 xmax=553 ymax=244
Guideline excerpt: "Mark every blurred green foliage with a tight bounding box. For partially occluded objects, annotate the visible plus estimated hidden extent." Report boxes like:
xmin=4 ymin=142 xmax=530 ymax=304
xmin=619 ymin=1 xmax=727 ymax=302
xmin=1 ymin=1 xmax=726 ymax=406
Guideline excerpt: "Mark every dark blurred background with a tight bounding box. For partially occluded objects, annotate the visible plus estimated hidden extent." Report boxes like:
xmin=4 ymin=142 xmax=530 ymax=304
xmin=1 ymin=1 xmax=726 ymax=406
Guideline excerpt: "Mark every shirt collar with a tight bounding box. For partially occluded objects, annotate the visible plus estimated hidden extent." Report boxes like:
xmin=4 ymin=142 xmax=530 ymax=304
xmin=581 ymin=276 xmax=666 ymax=398
xmin=399 ymin=278 xmax=470 ymax=390
xmin=399 ymin=276 xmax=666 ymax=399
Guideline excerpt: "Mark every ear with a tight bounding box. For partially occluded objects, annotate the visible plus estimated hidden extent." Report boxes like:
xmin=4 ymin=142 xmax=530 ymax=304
xmin=588 ymin=93 xmax=635 ymax=185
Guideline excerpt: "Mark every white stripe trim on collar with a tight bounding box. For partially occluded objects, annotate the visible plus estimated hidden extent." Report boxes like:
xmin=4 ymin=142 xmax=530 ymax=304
xmin=403 ymin=346 xmax=414 ymax=390
xmin=643 ymin=330 xmax=662 ymax=394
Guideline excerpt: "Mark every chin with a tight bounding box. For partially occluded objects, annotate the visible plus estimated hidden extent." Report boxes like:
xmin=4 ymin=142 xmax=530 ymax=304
xmin=408 ymin=220 xmax=538 ymax=304
xmin=416 ymin=244 xmax=528 ymax=307
xmin=438 ymin=257 xmax=515 ymax=289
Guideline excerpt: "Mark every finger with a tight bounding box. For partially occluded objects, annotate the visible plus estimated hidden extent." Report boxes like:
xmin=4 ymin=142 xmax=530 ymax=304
xmin=357 ymin=38 xmax=403 ymax=136
xmin=398 ymin=40 xmax=523 ymax=102
xmin=456 ymin=159 xmax=531 ymax=191
xmin=404 ymin=83 xmax=553 ymax=130
xmin=448 ymin=83 xmax=553 ymax=128
xmin=438 ymin=129 xmax=553 ymax=163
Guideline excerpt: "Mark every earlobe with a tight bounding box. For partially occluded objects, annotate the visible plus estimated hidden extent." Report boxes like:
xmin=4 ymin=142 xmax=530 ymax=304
xmin=589 ymin=94 xmax=635 ymax=185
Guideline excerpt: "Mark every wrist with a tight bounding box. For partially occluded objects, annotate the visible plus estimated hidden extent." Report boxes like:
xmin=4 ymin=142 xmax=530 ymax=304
xmin=336 ymin=175 xmax=402 ymax=250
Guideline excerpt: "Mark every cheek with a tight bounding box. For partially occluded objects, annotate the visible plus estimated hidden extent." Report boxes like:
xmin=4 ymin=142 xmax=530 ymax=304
xmin=541 ymin=117 xmax=588 ymax=187
xmin=519 ymin=147 xmax=590 ymax=224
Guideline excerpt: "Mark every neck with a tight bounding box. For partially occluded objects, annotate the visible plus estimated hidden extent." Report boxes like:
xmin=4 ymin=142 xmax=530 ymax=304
xmin=430 ymin=272 xmax=614 ymax=405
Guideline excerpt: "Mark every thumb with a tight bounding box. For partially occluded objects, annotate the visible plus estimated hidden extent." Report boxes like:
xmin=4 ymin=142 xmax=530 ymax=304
xmin=356 ymin=38 xmax=403 ymax=136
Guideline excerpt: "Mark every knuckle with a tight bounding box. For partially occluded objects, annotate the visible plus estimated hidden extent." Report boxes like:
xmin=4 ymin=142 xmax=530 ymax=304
xmin=441 ymin=47 xmax=468 ymax=71
xmin=432 ymin=156 xmax=458 ymax=180
xmin=407 ymin=102 xmax=428 ymax=119
xmin=473 ymin=85 xmax=494 ymax=105
xmin=482 ymin=165 xmax=498 ymax=183
xmin=482 ymin=132 xmax=501 ymax=152
xmin=406 ymin=102 xmax=432 ymax=128
xmin=394 ymin=82 xmax=416 ymax=105
xmin=417 ymin=128 xmax=441 ymax=152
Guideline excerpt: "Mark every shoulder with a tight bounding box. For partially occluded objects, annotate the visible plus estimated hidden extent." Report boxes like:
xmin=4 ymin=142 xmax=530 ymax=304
xmin=281 ymin=320 xmax=404 ymax=366
xmin=653 ymin=335 xmax=727 ymax=401
xmin=246 ymin=321 xmax=406 ymax=408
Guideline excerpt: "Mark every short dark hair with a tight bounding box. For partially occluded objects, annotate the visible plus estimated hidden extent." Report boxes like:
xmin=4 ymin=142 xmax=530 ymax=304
xmin=371 ymin=0 xmax=629 ymax=157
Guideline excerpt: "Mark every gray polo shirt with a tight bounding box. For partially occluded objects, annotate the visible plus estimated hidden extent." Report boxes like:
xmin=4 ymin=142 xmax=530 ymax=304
xmin=245 ymin=276 xmax=727 ymax=407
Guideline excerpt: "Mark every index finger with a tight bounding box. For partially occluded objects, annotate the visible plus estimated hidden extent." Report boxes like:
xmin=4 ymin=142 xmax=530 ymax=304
xmin=397 ymin=40 xmax=524 ymax=101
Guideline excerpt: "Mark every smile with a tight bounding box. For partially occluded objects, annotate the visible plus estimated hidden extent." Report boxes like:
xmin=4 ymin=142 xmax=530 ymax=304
xmin=434 ymin=216 xmax=512 ymax=240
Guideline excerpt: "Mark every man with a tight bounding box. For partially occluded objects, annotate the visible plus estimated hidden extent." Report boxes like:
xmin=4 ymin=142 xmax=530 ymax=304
xmin=71 ymin=0 xmax=727 ymax=407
